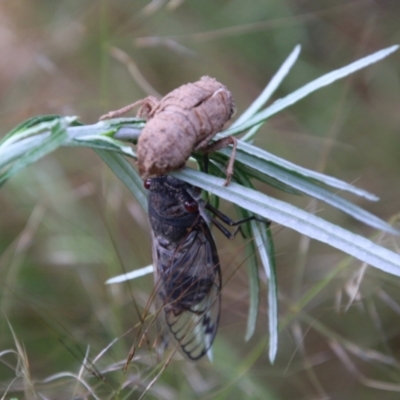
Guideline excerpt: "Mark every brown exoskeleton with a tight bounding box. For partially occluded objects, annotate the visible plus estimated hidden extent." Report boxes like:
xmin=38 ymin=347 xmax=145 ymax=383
xmin=100 ymin=76 xmax=237 ymax=185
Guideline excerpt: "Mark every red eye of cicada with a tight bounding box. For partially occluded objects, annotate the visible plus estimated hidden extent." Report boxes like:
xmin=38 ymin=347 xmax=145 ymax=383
xmin=184 ymin=200 xmax=198 ymax=213
xmin=143 ymin=179 xmax=152 ymax=190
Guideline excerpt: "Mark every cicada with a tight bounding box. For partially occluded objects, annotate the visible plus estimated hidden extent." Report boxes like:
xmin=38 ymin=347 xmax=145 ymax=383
xmin=144 ymin=175 xmax=221 ymax=360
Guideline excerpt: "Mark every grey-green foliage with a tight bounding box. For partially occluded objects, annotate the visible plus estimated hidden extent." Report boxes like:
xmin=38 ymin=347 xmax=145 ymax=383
xmin=0 ymin=45 xmax=399 ymax=363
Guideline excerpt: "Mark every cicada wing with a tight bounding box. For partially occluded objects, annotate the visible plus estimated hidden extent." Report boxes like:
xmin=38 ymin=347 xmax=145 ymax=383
xmin=151 ymin=232 xmax=170 ymax=355
xmin=161 ymin=222 xmax=221 ymax=360
xmin=165 ymin=279 xmax=220 ymax=360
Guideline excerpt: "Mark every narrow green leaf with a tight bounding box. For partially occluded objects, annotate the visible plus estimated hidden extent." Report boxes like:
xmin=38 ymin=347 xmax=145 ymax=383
xmin=230 ymin=140 xmax=379 ymax=201
xmin=222 ymin=45 xmax=399 ymax=138
xmin=250 ymin=219 xmax=278 ymax=363
xmin=73 ymin=135 xmax=137 ymax=158
xmin=95 ymin=150 xmax=147 ymax=211
xmin=232 ymin=204 xmax=260 ymax=342
xmin=0 ymin=134 xmax=49 ymax=170
xmin=173 ymin=169 xmax=400 ymax=275
xmin=263 ymin=224 xmax=278 ymax=363
xmin=216 ymin=147 xmax=396 ymax=234
xmin=0 ymin=119 xmax=69 ymax=186
xmin=232 ymin=44 xmax=301 ymax=128
xmin=240 ymin=124 xmax=264 ymax=143
xmin=67 ymin=119 xmax=143 ymax=141
xmin=106 ymin=265 xmax=154 ymax=284
xmin=237 ymin=171 xmax=278 ymax=361
xmin=208 ymin=152 xmax=302 ymax=195
xmin=243 ymin=234 xmax=260 ymax=342
xmin=0 ymin=115 xmax=62 ymax=146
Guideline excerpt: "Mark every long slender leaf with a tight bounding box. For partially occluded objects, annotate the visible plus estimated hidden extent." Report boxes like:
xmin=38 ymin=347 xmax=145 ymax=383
xmin=0 ymin=118 xmax=140 ymax=171
xmin=232 ymin=204 xmax=260 ymax=343
xmin=173 ymin=168 xmax=400 ymax=275
xmin=243 ymin=236 xmax=260 ymax=342
xmin=95 ymin=150 xmax=147 ymax=211
xmin=226 ymin=139 xmax=379 ymax=201
xmin=73 ymin=135 xmax=137 ymax=158
xmin=0 ymin=119 xmax=70 ymax=186
xmin=251 ymin=219 xmax=278 ymax=363
xmin=216 ymin=147 xmax=396 ymax=234
xmin=232 ymin=44 xmax=301 ymax=128
xmin=221 ymin=45 xmax=399 ymax=138
xmin=0 ymin=115 xmax=62 ymax=146
xmin=263 ymin=223 xmax=278 ymax=363
xmin=237 ymin=170 xmax=278 ymax=362
xmin=205 ymin=152 xmax=302 ymax=195
xmin=0 ymin=133 xmax=50 ymax=170
xmin=106 ymin=265 xmax=154 ymax=284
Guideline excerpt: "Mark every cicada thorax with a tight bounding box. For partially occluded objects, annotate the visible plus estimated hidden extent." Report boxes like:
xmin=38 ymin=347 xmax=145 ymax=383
xmin=147 ymin=176 xmax=200 ymax=242
xmin=145 ymin=176 xmax=221 ymax=360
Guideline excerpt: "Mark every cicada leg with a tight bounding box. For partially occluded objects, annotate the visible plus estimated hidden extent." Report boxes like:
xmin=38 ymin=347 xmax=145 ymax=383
xmin=205 ymin=202 xmax=270 ymax=240
xmin=200 ymin=136 xmax=237 ymax=186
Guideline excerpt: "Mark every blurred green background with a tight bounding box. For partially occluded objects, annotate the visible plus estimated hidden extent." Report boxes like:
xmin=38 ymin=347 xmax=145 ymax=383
xmin=1 ymin=1 xmax=400 ymax=399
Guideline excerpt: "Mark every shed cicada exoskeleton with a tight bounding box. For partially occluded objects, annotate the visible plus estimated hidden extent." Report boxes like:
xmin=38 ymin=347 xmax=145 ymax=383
xmin=101 ymin=76 xmax=237 ymax=185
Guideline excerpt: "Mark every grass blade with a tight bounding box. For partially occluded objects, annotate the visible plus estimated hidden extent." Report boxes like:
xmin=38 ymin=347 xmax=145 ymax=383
xmin=229 ymin=140 xmax=379 ymax=201
xmin=0 ymin=118 xmax=71 ymax=186
xmin=95 ymin=150 xmax=147 ymax=210
xmin=173 ymin=168 xmax=400 ymax=275
xmin=232 ymin=44 xmax=301 ymax=128
xmin=222 ymin=45 xmax=399 ymax=137
xmin=216 ymin=147 xmax=396 ymax=234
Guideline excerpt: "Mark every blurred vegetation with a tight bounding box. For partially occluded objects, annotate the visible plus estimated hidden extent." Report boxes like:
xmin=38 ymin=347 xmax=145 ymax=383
xmin=1 ymin=1 xmax=400 ymax=399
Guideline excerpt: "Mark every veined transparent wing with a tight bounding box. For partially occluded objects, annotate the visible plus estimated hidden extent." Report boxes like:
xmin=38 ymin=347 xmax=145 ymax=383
xmin=152 ymin=218 xmax=221 ymax=360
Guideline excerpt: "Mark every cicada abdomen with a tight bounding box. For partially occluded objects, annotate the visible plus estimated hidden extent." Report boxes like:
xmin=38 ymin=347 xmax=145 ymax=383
xmin=144 ymin=175 xmax=221 ymax=360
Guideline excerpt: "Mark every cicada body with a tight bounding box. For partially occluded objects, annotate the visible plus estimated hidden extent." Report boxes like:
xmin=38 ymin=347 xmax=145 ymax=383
xmin=144 ymin=175 xmax=221 ymax=360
